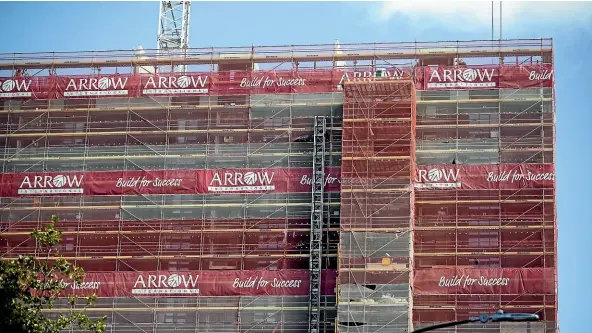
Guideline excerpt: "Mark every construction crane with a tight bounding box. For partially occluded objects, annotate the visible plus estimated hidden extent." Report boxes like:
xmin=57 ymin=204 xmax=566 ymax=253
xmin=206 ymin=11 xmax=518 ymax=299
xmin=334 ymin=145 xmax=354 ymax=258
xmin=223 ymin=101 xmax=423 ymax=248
xmin=157 ymin=1 xmax=191 ymax=72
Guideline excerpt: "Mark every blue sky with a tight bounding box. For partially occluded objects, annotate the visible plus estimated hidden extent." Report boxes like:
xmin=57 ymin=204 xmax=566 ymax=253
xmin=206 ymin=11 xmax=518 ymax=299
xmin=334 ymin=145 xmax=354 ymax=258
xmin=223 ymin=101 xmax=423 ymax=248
xmin=1 ymin=1 xmax=591 ymax=332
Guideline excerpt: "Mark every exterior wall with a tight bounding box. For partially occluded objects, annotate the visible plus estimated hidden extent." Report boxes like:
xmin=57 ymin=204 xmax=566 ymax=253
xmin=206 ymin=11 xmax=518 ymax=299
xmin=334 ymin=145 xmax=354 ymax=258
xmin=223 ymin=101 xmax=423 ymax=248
xmin=0 ymin=42 xmax=557 ymax=333
xmin=412 ymin=87 xmax=556 ymax=332
xmin=0 ymin=92 xmax=344 ymax=333
xmin=48 ymin=296 xmax=335 ymax=333
xmin=337 ymin=81 xmax=415 ymax=333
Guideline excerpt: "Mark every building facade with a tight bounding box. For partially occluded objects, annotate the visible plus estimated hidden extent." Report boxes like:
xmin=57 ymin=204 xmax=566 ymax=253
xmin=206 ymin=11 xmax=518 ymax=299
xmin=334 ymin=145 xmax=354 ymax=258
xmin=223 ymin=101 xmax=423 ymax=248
xmin=0 ymin=39 xmax=556 ymax=333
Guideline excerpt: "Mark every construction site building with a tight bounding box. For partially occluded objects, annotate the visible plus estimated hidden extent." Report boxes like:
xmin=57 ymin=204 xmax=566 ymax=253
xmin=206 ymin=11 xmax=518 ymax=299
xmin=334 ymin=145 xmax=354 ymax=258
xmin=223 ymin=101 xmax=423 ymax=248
xmin=0 ymin=39 xmax=557 ymax=333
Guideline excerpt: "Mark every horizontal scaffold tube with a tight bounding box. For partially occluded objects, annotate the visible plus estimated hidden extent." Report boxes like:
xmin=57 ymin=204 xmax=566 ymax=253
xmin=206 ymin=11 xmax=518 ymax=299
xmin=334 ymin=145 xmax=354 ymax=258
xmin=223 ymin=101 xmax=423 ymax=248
xmin=0 ymin=39 xmax=552 ymax=70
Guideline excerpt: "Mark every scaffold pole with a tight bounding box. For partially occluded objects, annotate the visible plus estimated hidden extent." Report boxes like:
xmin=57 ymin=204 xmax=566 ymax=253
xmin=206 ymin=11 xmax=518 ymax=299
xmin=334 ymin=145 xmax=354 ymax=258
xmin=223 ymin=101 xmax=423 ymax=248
xmin=308 ymin=115 xmax=326 ymax=333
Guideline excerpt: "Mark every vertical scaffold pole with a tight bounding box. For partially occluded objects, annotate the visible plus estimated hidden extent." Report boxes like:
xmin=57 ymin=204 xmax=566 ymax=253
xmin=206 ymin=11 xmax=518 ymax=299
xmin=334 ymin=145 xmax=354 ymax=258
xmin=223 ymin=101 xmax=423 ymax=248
xmin=308 ymin=116 xmax=326 ymax=333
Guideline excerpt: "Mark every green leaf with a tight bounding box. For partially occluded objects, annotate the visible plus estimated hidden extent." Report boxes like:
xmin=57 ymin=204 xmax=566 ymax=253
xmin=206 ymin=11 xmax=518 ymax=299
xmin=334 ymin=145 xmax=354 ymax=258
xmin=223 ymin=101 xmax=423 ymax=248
xmin=0 ymin=215 xmax=106 ymax=333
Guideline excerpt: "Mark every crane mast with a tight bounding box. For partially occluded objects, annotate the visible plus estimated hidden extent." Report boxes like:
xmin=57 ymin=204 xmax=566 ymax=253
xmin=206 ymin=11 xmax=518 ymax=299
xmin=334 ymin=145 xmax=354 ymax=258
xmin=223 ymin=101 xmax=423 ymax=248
xmin=157 ymin=1 xmax=191 ymax=73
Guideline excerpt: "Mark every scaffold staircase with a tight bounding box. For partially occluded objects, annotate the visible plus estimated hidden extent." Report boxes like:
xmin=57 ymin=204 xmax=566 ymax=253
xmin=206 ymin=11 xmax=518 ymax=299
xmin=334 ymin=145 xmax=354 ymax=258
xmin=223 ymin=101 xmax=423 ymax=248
xmin=308 ymin=115 xmax=326 ymax=333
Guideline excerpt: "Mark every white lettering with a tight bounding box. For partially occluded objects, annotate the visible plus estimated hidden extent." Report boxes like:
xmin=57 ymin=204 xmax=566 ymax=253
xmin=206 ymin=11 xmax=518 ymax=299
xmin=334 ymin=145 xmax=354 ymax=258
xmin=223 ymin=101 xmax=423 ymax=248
xmin=478 ymin=276 xmax=510 ymax=286
xmin=190 ymin=76 xmax=208 ymax=87
xmin=65 ymin=77 xmax=128 ymax=91
xmin=299 ymin=173 xmax=340 ymax=186
xmin=240 ymin=76 xmax=305 ymax=88
xmin=240 ymin=77 xmax=264 ymax=88
xmin=0 ymin=79 xmax=33 ymax=97
xmin=210 ymin=173 xmax=222 ymax=186
xmin=158 ymin=76 xmax=167 ymax=88
xmin=14 ymin=80 xmax=31 ymax=91
xmin=180 ymin=275 xmax=199 ymax=288
xmin=416 ymin=168 xmax=459 ymax=183
xmin=232 ymin=277 xmax=302 ymax=289
xmin=115 ymin=176 xmax=183 ymax=188
xmin=477 ymin=69 xmax=494 ymax=82
xmin=116 ymin=177 xmax=140 ymax=188
xmin=147 ymin=275 xmax=157 ymax=288
xmin=209 ymin=171 xmax=275 ymax=187
xmin=442 ymin=169 xmax=459 ymax=182
xmin=111 ymin=77 xmax=128 ymax=89
xmin=271 ymin=278 xmax=302 ymax=288
xmin=429 ymin=68 xmax=495 ymax=82
xmin=145 ymin=76 xmax=156 ymax=89
xmin=486 ymin=169 xmax=554 ymax=184
xmin=144 ymin=75 xmax=208 ymax=89
xmin=18 ymin=175 xmax=84 ymax=189
xmin=438 ymin=275 xmax=463 ymax=287
xmin=277 ymin=77 xmax=305 ymax=87
xmin=134 ymin=275 xmax=146 ymax=288
xmin=133 ymin=274 xmax=199 ymax=289
xmin=232 ymin=277 xmax=257 ymax=288
xmin=153 ymin=178 xmax=182 ymax=187
xmin=54 ymin=279 xmax=101 ymax=291
xmin=338 ymin=69 xmax=406 ymax=87
xmin=529 ymin=70 xmax=553 ymax=81
xmin=438 ymin=275 xmax=509 ymax=288
xmin=158 ymin=274 xmax=167 ymax=287
xmin=487 ymin=171 xmax=511 ymax=182
xmin=70 ymin=281 xmax=101 ymax=290
xmin=429 ymin=70 xmax=442 ymax=83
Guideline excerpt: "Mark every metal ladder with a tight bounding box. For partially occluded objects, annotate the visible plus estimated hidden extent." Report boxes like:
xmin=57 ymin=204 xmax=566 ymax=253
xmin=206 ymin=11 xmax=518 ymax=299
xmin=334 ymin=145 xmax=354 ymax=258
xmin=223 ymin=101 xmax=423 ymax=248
xmin=308 ymin=115 xmax=326 ymax=333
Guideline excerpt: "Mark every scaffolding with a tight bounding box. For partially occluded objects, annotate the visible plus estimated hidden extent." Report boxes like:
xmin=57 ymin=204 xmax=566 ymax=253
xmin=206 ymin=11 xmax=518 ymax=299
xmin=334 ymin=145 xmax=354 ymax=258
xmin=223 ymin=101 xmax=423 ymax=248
xmin=0 ymin=90 xmax=344 ymax=332
xmin=412 ymin=86 xmax=556 ymax=333
xmin=0 ymin=39 xmax=556 ymax=333
xmin=338 ymin=79 xmax=416 ymax=333
xmin=309 ymin=116 xmax=326 ymax=333
xmin=0 ymin=39 xmax=552 ymax=71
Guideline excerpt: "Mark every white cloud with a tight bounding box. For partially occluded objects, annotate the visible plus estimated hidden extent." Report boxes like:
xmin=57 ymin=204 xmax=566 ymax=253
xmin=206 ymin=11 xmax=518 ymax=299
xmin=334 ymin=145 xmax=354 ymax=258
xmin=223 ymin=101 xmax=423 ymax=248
xmin=374 ymin=1 xmax=592 ymax=31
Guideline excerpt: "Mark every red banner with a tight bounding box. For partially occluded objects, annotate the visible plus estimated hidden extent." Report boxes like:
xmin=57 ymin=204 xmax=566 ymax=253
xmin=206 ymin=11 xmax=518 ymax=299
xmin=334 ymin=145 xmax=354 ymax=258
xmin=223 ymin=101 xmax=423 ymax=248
xmin=55 ymin=270 xmax=336 ymax=297
xmin=423 ymin=65 xmax=553 ymax=90
xmin=0 ymin=168 xmax=341 ymax=197
xmin=0 ymin=65 xmax=552 ymax=100
xmin=414 ymin=164 xmax=554 ymax=190
xmin=498 ymin=64 xmax=554 ymax=89
xmin=0 ymin=76 xmax=53 ymax=99
xmin=414 ymin=268 xmax=555 ymax=295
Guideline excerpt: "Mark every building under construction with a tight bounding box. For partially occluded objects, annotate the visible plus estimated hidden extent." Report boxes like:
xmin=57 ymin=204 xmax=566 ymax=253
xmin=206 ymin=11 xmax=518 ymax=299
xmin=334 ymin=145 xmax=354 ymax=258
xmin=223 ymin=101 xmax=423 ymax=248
xmin=0 ymin=39 xmax=557 ymax=333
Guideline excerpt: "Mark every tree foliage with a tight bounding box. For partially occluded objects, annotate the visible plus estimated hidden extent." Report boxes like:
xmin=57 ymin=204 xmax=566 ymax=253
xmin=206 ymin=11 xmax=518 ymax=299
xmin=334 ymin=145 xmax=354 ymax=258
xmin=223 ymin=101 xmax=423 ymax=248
xmin=0 ymin=215 xmax=106 ymax=333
